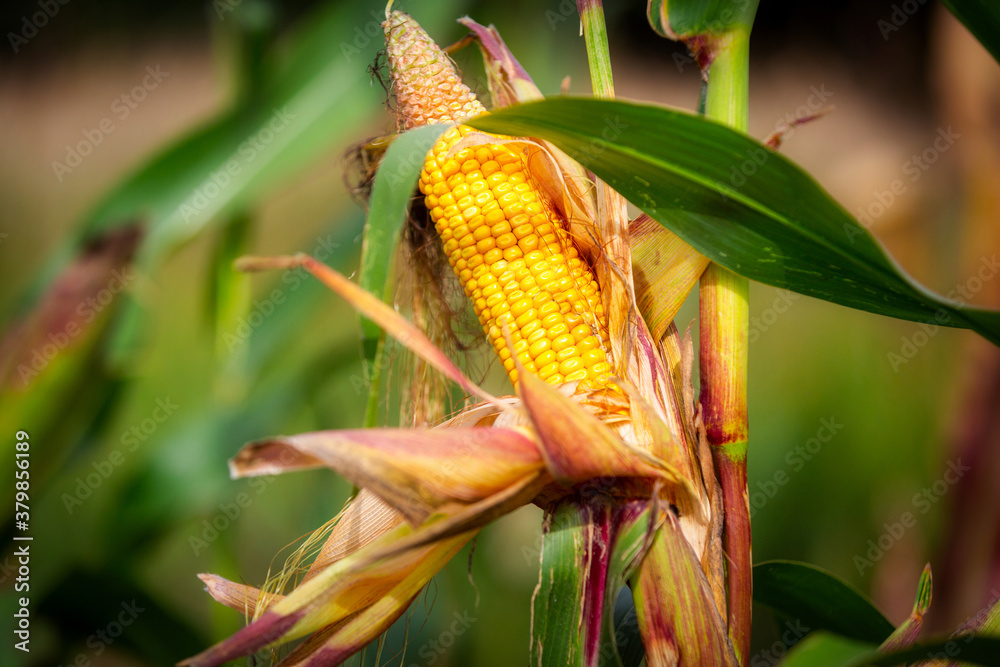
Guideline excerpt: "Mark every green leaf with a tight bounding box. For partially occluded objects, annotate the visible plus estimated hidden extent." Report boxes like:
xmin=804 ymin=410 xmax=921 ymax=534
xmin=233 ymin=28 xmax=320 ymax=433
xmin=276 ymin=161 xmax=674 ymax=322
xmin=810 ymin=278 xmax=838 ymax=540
xmin=782 ymin=631 xmax=1000 ymax=667
xmin=610 ymin=588 xmax=645 ymax=667
xmin=752 ymin=560 xmax=894 ymax=645
xmin=85 ymin=69 xmax=368 ymax=272
xmin=0 ymin=0 xmax=396 ymax=444
xmin=647 ymin=0 xmax=760 ymax=38
xmin=208 ymin=214 xmax=253 ymax=395
xmin=860 ymin=634 xmax=1000 ymax=666
xmin=467 ymin=98 xmax=1000 ymax=347
xmin=77 ymin=0 xmax=470 ymax=270
xmin=601 ymin=506 xmax=654 ymax=667
xmin=532 ymin=502 xmax=590 ymax=667
xmin=942 ymin=0 xmax=1000 ymax=65
xmin=2 ymin=1 xmax=384 ymax=407
xmin=778 ymin=632 xmax=873 ymax=667
xmin=356 ymin=125 xmax=447 ymax=426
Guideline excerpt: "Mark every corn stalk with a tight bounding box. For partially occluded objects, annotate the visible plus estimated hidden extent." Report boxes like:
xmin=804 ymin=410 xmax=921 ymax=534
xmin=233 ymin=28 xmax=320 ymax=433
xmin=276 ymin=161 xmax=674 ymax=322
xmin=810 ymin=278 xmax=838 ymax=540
xmin=700 ymin=26 xmax=753 ymax=666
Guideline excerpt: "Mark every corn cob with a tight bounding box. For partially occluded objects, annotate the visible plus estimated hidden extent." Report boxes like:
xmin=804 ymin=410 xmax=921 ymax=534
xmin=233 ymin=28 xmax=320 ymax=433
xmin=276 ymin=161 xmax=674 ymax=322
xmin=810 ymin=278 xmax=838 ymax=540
xmin=386 ymin=11 xmax=612 ymax=389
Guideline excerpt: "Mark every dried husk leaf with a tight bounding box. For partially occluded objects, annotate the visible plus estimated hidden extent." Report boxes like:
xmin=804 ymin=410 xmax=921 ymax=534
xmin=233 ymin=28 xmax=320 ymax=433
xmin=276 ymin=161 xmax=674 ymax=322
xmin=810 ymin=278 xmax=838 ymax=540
xmin=459 ymin=17 xmax=542 ymax=108
xmin=198 ymin=574 xmax=278 ymax=616
xmin=517 ymin=368 xmax=688 ymax=490
xmin=182 ymin=518 xmax=477 ymax=667
xmin=630 ymin=213 xmax=709 ymax=341
xmin=631 ymin=511 xmax=738 ymax=667
xmin=187 ymin=470 xmax=547 ymax=667
xmin=229 ymin=427 xmax=543 ymax=523
xmin=236 ymin=254 xmax=502 ymax=409
xmin=303 ymin=490 xmax=404 ymax=582
xmin=277 ymin=537 xmax=467 ymax=667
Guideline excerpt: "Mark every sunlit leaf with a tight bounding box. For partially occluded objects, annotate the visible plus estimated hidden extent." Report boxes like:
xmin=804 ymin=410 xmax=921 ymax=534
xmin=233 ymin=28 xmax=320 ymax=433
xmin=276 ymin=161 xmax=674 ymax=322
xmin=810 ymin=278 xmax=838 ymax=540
xmin=468 ymin=99 xmax=1000 ymax=347
xmin=630 ymin=214 xmax=709 ymax=340
xmin=357 ymin=124 xmax=447 ymax=425
xmin=778 ymin=632 xmax=873 ymax=667
xmin=80 ymin=2 xmax=381 ymax=268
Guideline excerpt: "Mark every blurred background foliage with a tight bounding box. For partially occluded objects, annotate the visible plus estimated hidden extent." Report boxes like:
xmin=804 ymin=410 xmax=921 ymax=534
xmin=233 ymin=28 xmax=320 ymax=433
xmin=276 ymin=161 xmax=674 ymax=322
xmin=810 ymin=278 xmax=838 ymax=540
xmin=0 ymin=0 xmax=998 ymax=665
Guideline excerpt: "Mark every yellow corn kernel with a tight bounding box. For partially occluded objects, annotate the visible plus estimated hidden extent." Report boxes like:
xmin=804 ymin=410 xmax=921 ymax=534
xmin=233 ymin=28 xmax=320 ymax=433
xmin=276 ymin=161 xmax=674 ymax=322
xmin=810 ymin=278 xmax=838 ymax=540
xmin=421 ymin=125 xmax=612 ymax=389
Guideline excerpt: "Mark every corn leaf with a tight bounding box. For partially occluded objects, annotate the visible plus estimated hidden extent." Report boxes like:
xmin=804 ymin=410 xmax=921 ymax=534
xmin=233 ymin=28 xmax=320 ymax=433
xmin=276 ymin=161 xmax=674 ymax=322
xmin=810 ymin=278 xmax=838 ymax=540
xmin=357 ymin=124 xmax=447 ymax=425
xmin=600 ymin=504 xmax=654 ymax=667
xmin=531 ymin=501 xmax=594 ymax=667
xmin=752 ymin=560 xmax=894 ymax=645
xmin=861 ymin=635 xmax=1000 ymax=666
xmin=468 ymin=99 xmax=1000 ymax=348
xmin=782 ymin=631 xmax=1000 ymax=667
xmin=0 ymin=0 xmax=388 ymax=493
xmin=630 ymin=511 xmax=736 ymax=667
xmin=941 ymin=0 xmax=1000 ymax=65
xmin=778 ymin=632 xmax=874 ymax=667
xmin=79 ymin=2 xmax=382 ymax=270
xmin=956 ymin=593 xmax=1000 ymax=637
xmin=228 ymin=426 xmax=543 ymax=523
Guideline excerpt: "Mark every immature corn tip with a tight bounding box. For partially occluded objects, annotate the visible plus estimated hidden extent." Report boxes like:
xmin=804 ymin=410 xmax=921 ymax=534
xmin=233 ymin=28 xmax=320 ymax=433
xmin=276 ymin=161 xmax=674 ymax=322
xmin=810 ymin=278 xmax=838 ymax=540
xmin=383 ymin=11 xmax=486 ymax=129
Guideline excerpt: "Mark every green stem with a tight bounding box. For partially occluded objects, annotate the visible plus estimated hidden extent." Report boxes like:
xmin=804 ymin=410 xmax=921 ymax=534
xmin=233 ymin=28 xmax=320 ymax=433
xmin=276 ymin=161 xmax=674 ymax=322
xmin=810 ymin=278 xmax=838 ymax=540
xmin=577 ymin=0 xmax=615 ymax=99
xmin=578 ymin=0 xmax=636 ymax=379
xmin=703 ymin=29 xmax=750 ymax=132
xmin=700 ymin=25 xmax=752 ymax=667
